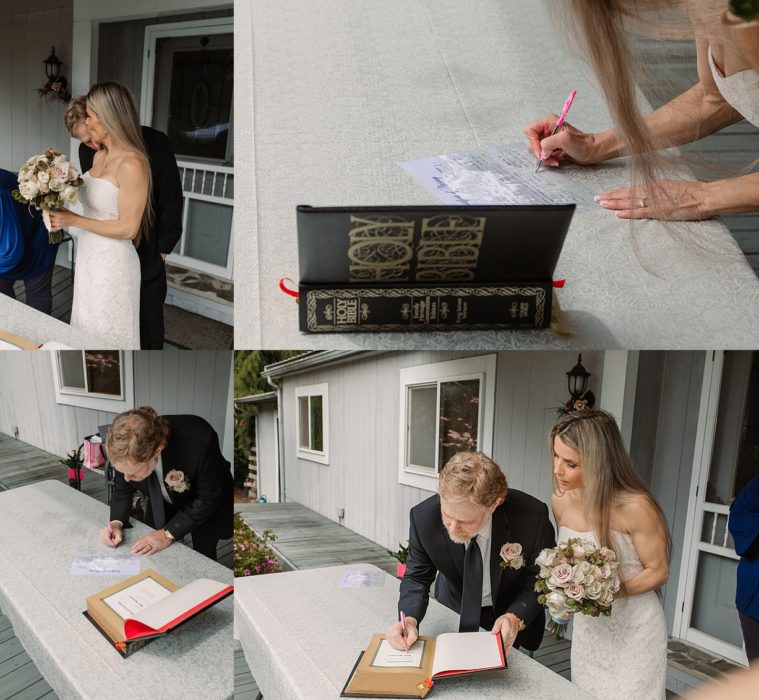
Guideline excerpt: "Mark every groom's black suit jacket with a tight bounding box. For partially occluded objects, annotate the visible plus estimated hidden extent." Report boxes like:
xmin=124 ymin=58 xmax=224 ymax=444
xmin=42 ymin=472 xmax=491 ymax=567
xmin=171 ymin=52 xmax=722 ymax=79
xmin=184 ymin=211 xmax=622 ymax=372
xmin=399 ymin=491 xmax=555 ymax=651
xmin=109 ymin=415 xmax=233 ymax=541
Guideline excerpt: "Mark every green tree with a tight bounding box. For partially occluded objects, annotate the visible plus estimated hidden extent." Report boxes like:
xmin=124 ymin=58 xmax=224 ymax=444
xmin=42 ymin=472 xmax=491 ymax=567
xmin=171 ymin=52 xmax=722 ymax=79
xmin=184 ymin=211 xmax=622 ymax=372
xmin=233 ymin=351 xmax=302 ymax=487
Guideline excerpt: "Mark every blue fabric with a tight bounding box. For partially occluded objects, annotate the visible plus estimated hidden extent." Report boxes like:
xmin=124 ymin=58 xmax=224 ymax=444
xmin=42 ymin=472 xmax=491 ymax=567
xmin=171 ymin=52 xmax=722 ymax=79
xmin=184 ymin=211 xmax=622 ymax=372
xmin=0 ymin=168 xmax=59 ymax=280
xmin=729 ymin=476 xmax=759 ymax=618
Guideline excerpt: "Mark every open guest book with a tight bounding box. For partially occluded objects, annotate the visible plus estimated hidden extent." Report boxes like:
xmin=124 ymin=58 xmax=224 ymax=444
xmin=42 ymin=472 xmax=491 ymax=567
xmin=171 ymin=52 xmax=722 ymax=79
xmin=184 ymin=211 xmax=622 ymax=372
xmin=341 ymin=631 xmax=506 ymax=698
xmin=84 ymin=569 xmax=233 ymax=657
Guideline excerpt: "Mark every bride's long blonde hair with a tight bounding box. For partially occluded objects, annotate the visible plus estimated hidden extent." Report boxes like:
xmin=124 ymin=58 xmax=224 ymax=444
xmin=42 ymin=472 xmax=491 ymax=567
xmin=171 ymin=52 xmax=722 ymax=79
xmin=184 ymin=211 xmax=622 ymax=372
xmin=550 ymin=410 xmax=671 ymax=561
xmin=86 ymin=82 xmax=153 ymax=246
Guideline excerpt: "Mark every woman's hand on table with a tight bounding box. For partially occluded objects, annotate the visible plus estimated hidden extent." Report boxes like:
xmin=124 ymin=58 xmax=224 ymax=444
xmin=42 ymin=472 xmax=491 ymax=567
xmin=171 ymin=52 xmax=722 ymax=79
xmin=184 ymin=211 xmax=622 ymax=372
xmin=131 ymin=529 xmax=173 ymax=556
xmin=595 ymin=179 xmax=712 ymax=220
xmin=524 ymin=115 xmax=605 ymax=168
xmin=386 ymin=617 xmax=418 ymax=651
xmin=100 ymin=522 xmax=123 ymax=547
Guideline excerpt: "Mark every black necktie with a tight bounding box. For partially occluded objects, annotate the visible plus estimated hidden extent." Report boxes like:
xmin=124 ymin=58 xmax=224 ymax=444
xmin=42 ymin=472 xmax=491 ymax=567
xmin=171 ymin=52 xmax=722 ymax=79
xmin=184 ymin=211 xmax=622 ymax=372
xmin=459 ymin=536 xmax=483 ymax=632
xmin=148 ymin=471 xmax=166 ymax=529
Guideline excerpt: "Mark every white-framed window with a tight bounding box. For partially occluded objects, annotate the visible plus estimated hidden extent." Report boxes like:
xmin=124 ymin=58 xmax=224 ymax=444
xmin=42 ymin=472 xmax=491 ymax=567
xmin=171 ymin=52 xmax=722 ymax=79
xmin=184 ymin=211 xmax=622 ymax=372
xmin=398 ymin=354 xmax=496 ymax=491
xmin=51 ymin=351 xmax=134 ymax=412
xmin=295 ymin=383 xmax=329 ymax=465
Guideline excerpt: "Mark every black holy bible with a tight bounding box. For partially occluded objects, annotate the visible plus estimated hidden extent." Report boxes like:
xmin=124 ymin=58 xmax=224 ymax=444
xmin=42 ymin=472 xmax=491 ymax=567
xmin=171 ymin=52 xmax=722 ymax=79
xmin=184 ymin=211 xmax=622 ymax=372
xmin=296 ymin=204 xmax=574 ymax=332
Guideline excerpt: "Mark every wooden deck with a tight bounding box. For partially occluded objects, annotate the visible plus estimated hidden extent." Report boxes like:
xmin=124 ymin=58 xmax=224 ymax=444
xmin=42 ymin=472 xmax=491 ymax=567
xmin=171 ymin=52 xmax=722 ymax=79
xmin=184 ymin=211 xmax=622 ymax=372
xmin=0 ymin=432 xmax=231 ymax=700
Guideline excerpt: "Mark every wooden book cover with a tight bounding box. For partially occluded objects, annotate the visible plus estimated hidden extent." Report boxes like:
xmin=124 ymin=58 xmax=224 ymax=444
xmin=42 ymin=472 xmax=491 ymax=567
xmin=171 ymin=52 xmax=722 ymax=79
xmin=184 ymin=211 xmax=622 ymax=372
xmin=84 ymin=569 xmax=233 ymax=657
xmin=341 ymin=632 xmax=506 ymax=698
xmin=0 ymin=329 xmax=38 ymax=349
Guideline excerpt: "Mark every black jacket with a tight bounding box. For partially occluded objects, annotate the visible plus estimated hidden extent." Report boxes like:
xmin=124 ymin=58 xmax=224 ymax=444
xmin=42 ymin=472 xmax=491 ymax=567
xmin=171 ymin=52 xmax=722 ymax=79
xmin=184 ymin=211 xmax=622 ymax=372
xmin=109 ymin=415 xmax=233 ymax=541
xmin=399 ymin=490 xmax=555 ymax=651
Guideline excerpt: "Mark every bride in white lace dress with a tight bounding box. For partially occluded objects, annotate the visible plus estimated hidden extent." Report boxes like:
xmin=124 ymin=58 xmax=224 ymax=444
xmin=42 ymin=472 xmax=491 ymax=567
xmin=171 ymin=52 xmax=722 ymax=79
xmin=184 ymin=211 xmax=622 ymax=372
xmin=49 ymin=83 xmax=151 ymax=348
xmin=550 ymin=410 xmax=670 ymax=700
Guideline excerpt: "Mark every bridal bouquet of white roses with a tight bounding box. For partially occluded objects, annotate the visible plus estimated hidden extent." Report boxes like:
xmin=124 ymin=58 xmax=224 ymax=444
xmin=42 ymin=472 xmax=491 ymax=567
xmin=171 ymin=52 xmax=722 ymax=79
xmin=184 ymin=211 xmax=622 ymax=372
xmin=534 ymin=537 xmax=621 ymax=638
xmin=12 ymin=148 xmax=83 ymax=244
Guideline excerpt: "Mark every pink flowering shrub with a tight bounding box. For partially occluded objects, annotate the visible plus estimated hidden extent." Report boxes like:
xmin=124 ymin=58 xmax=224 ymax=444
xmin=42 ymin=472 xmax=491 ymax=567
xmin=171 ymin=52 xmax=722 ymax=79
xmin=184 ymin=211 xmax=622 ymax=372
xmin=233 ymin=513 xmax=282 ymax=577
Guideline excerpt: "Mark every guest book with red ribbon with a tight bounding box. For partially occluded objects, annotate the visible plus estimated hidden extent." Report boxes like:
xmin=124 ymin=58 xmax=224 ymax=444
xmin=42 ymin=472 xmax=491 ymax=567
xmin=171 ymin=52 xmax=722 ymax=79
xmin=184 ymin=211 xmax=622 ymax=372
xmin=84 ymin=569 xmax=233 ymax=657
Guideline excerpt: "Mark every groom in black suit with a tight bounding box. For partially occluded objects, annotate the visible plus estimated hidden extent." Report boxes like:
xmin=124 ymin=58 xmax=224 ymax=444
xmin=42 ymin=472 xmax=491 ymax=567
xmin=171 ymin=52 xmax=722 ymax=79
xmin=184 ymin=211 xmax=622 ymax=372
xmin=387 ymin=452 xmax=555 ymax=654
xmin=102 ymin=411 xmax=233 ymax=561
xmin=66 ymin=96 xmax=183 ymax=349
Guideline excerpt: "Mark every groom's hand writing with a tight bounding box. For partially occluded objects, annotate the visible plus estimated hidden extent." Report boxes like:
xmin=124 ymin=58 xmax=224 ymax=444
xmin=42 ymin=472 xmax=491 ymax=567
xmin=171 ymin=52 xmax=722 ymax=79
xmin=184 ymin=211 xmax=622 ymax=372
xmin=492 ymin=613 xmax=520 ymax=655
xmin=99 ymin=522 xmax=123 ymax=547
xmin=386 ymin=617 xmax=418 ymax=650
xmin=131 ymin=529 xmax=173 ymax=556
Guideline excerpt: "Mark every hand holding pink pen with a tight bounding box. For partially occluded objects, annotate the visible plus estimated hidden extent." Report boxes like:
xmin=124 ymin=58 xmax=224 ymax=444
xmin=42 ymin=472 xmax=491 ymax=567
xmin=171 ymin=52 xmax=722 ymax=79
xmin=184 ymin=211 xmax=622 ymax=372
xmin=101 ymin=520 xmax=123 ymax=547
xmin=535 ymin=90 xmax=577 ymax=173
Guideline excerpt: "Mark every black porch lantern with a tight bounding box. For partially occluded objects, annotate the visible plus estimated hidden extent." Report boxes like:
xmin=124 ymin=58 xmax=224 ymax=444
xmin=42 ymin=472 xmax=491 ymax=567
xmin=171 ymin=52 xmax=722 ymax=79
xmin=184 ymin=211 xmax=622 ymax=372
xmin=43 ymin=47 xmax=62 ymax=81
xmin=566 ymin=354 xmax=591 ymax=401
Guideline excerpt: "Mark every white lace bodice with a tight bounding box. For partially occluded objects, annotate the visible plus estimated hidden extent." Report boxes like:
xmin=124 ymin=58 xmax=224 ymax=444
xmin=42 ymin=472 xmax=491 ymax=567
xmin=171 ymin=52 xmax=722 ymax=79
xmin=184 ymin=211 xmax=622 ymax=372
xmin=708 ymin=46 xmax=759 ymax=127
xmin=79 ymin=172 xmax=119 ymax=219
xmin=69 ymin=173 xmax=141 ymax=348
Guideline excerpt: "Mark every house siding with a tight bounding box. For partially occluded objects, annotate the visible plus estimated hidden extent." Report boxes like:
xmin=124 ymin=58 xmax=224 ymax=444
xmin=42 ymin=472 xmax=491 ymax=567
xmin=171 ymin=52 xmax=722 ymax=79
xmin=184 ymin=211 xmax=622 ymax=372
xmin=0 ymin=0 xmax=74 ymax=172
xmin=0 ymin=349 xmax=231 ymax=459
xmin=279 ymin=350 xmax=606 ymax=551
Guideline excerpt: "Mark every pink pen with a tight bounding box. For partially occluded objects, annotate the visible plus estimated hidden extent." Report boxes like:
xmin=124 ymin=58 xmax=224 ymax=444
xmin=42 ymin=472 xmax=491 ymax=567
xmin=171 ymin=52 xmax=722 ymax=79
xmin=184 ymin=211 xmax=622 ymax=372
xmin=400 ymin=611 xmax=408 ymax=652
xmin=536 ymin=89 xmax=577 ymax=173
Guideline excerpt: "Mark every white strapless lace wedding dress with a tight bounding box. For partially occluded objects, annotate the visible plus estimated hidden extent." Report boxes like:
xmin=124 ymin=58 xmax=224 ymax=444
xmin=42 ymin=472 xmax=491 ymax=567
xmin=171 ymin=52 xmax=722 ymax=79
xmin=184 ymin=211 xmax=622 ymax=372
xmin=558 ymin=526 xmax=667 ymax=700
xmin=70 ymin=173 xmax=140 ymax=348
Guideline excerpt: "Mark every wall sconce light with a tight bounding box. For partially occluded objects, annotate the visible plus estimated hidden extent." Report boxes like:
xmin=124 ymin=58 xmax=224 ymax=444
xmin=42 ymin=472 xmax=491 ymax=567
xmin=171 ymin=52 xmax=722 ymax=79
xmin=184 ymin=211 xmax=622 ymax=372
xmin=558 ymin=354 xmax=596 ymax=415
xmin=43 ymin=47 xmax=62 ymax=81
xmin=38 ymin=46 xmax=71 ymax=103
xmin=566 ymin=354 xmax=590 ymax=400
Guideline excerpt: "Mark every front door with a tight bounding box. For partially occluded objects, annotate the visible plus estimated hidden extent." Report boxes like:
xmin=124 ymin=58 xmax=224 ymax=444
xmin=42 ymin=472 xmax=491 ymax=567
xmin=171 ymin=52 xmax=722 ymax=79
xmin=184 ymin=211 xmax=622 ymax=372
xmin=676 ymin=351 xmax=758 ymax=665
xmin=141 ymin=18 xmax=234 ymax=280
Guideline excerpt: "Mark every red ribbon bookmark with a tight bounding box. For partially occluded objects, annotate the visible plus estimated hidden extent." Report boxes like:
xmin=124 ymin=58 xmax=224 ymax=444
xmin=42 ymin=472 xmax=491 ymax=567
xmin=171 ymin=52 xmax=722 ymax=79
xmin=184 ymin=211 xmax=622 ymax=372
xmin=278 ymin=277 xmax=300 ymax=300
xmin=553 ymin=279 xmax=566 ymax=288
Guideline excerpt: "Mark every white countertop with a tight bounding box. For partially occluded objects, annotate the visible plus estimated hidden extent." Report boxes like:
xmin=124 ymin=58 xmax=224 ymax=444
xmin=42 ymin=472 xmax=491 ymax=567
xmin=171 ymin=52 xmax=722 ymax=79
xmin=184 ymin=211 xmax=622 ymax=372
xmin=235 ymin=563 xmax=587 ymax=699
xmin=0 ymin=480 xmax=233 ymax=700
xmin=0 ymin=295 xmax=110 ymax=349
xmin=235 ymin=0 xmax=759 ymax=349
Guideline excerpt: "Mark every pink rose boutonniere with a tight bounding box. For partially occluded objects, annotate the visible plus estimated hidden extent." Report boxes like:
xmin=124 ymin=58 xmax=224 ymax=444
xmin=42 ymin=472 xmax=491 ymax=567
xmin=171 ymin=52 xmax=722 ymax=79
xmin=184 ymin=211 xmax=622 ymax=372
xmin=165 ymin=469 xmax=191 ymax=493
xmin=499 ymin=542 xmax=525 ymax=570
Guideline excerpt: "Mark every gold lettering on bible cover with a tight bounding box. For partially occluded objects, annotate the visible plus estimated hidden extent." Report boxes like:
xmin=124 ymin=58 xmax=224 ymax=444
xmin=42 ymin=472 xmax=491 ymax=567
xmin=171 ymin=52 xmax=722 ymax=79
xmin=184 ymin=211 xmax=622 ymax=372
xmin=416 ymin=216 xmax=485 ymax=281
xmin=348 ymin=216 xmax=415 ymax=281
xmin=347 ymin=215 xmax=486 ymax=282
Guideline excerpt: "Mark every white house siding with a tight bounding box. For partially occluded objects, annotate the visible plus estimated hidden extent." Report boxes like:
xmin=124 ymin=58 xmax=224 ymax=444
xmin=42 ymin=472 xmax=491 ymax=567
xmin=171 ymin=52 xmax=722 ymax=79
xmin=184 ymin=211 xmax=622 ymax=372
xmin=255 ymin=403 xmax=278 ymax=503
xmin=0 ymin=349 xmax=231 ymax=459
xmin=0 ymin=0 xmax=74 ymax=172
xmin=630 ymin=351 xmax=706 ymax=631
xmin=279 ymin=350 xmax=606 ymax=552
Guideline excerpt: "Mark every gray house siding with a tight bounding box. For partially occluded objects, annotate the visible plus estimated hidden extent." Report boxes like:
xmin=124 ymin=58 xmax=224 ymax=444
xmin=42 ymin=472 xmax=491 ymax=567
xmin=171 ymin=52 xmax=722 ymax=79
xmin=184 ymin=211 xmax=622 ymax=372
xmin=0 ymin=349 xmax=231 ymax=459
xmin=0 ymin=0 xmax=74 ymax=172
xmin=630 ymin=351 xmax=706 ymax=630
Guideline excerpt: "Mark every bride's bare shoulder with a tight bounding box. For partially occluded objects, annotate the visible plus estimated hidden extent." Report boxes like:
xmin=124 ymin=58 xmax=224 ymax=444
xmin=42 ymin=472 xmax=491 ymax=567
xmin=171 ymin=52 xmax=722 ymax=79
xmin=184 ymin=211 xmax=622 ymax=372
xmin=115 ymin=153 xmax=148 ymax=184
